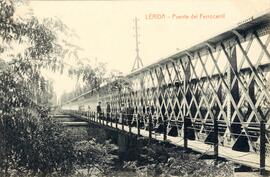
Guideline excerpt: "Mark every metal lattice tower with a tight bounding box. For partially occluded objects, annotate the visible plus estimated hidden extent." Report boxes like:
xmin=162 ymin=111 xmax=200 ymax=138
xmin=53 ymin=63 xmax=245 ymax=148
xmin=131 ymin=17 xmax=143 ymax=72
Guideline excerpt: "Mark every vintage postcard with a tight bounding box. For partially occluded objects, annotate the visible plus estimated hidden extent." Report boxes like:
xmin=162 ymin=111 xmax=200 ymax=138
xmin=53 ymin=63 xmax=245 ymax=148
xmin=0 ymin=0 xmax=270 ymax=176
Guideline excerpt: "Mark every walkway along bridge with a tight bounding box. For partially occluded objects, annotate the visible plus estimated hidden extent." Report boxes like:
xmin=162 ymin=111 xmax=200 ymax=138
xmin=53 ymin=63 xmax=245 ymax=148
xmin=61 ymin=10 xmax=270 ymax=174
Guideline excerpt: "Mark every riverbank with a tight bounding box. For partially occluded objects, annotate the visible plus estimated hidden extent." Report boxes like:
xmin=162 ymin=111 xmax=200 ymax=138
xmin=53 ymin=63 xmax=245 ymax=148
xmin=62 ymin=116 xmax=235 ymax=177
xmin=72 ymin=138 xmax=234 ymax=177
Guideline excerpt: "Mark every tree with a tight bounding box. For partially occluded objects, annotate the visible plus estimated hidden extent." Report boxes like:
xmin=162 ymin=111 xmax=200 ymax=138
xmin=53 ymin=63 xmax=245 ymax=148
xmin=0 ymin=1 xmax=128 ymax=176
xmin=68 ymin=60 xmax=107 ymax=92
xmin=0 ymin=0 xmax=78 ymax=176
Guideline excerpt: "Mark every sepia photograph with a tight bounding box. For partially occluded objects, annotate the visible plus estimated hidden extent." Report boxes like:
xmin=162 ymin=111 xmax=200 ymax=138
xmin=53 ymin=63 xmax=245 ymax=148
xmin=0 ymin=0 xmax=270 ymax=176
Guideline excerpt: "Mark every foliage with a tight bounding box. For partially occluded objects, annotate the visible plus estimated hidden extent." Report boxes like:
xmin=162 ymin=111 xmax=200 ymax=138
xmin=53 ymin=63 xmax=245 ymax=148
xmin=68 ymin=61 xmax=107 ymax=90
xmin=0 ymin=1 xmax=123 ymax=176
xmin=74 ymin=140 xmax=118 ymax=175
xmin=0 ymin=114 xmax=76 ymax=176
xmin=0 ymin=0 xmax=79 ymax=176
xmin=121 ymin=142 xmax=234 ymax=177
xmin=62 ymin=64 xmax=126 ymax=103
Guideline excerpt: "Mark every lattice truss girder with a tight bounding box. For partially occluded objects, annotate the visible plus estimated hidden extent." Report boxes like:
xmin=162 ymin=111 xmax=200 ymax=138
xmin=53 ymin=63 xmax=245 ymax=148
xmin=98 ymin=24 xmax=270 ymax=153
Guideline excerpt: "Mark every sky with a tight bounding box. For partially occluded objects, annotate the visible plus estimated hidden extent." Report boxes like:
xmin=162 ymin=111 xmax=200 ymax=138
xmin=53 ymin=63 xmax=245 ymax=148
xmin=24 ymin=0 xmax=270 ymax=100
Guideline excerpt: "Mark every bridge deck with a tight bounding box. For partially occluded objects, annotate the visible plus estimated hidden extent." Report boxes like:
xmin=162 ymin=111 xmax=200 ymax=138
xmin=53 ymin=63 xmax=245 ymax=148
xmin=73 ymin=114 xmax=270 ymax=171
xmin=61 ymin=122 xmax=89 ymax=126
xmin=51 ymin=114 xmax=89 ymax=126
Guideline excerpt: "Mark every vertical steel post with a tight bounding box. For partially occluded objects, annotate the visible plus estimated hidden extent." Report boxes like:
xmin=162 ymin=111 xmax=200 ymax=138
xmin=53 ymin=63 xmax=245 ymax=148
xmin=149 ymin=113 xmax=152 ymax=140
xmin=226 ymin=45 xmax=239 ymax=124
xmin=121 ymin=112 xmax=124 ymax=130
xmin=213 ymin=113 xmax=219 ymax=164
xmin=106 ymin=111 xmax=109 ymax=126
xmin=116 ymin=112 xmax=118 ymax=129
xmin=161 ymin=88 xmax=167 ymax=141
xmin=183 ymin=57 xmax=191 ymax=150
xmin=110 ymin=113 xmax=113 ymax=127
xmin=137 ymin=113 xmax=140 ymax=136
xmin=128 ymin=112 xmax=132 ymax=133
xmin=260 ymin=120 xmax=266 ymax=175
xmin=163 ymin=102 xmax=167 ymax=141
xmin=102 ymin=111 xmax=105 ymax=125
xmin=183 ymin=116 xmax=188 ymax=149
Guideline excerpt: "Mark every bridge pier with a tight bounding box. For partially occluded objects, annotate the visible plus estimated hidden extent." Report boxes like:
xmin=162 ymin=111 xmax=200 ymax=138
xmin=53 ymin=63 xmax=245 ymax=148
xmin=70 ymin=115 xmax=140 ymax=161
xmin=117 ymin=133 xmax=139 ymax=161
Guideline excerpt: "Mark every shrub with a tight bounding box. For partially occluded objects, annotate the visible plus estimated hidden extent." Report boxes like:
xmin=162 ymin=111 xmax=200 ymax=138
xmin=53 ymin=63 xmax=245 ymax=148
xmin=0 ymin=111 xmax=76 ymax=176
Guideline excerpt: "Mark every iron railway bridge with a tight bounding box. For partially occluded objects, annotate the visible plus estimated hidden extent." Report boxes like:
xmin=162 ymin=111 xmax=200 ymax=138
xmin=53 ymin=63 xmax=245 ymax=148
xmin=61 ymin=10 xmax=270 ymax=174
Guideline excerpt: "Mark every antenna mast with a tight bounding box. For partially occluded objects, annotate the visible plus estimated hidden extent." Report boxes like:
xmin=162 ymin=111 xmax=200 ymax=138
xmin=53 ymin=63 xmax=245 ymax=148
xmin=131 ymin=17 xmax=143 ymax=72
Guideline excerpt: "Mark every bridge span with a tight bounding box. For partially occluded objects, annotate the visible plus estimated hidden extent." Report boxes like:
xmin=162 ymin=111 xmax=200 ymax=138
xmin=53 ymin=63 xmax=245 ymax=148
xmin=61 ymin=10 xmax=270 ymax=174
